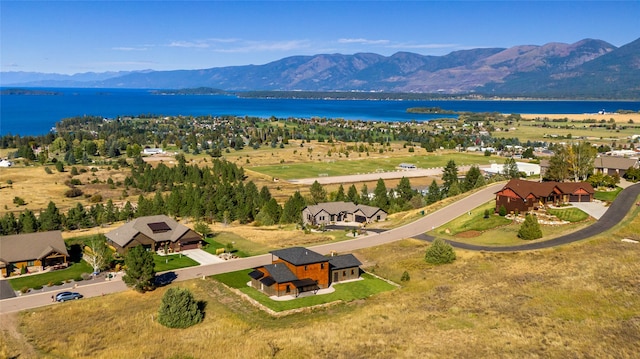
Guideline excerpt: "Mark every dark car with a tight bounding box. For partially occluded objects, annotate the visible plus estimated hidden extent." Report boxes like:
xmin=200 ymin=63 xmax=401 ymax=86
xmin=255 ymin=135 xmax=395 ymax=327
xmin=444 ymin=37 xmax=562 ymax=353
xmin=55 ymin=291 xmax=83 ymax=302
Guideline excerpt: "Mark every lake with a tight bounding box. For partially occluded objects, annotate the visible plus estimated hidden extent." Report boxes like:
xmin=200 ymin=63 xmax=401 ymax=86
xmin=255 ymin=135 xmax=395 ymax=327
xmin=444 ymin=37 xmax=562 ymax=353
xmin=1 ymin=88 xmax=639 ymax=136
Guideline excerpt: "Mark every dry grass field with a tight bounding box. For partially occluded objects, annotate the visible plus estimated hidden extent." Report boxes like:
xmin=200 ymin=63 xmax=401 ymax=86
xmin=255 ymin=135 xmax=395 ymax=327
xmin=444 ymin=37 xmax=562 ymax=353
xmin=2 ymin=200 xmax=639 ymax=359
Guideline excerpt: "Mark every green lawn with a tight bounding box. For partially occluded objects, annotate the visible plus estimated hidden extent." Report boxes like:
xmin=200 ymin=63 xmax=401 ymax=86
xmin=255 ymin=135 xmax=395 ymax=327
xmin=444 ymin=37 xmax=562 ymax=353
xmin=437 ymin=202 xmax=512 ymax=235
xmin=212 ymin=271 xmax=397 ymax=312
xmin=153 ymin=254 xmax=199 ymax=272
xmin=205 ymin=231 xmax=272 ymax=257
xmin=547 ymin=207 xmax=590 ymax=222
xmin=249 ymin=152 xmax=494 ymax=179
xmin=594 ymin=187 xmax=623 ymax=201
xmin=8 ymin=261 xmax=93 ymax=290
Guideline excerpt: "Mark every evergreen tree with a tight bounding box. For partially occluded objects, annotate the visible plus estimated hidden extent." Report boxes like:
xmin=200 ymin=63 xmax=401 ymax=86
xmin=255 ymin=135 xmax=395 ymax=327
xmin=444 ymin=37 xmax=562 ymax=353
xmin=347 ymin=184 xmax=359 ymax=204
xmin=309 ymin=180 xmax=327 ymax=204
xmin=441 ymin=160 xmax=459 ymax=196
xmin=19 ymin=209 xmax=38 ymax=233
xmin=39 ymin=201 xmax=62 ymax=231
xmin=447 ymin=181 xmax=461 ymax=197
xmin=1 ymin=212 xmax=19 ymax=235
xmin=426 ymin=180 xmax=441 ymax=205
xmin=359 ymin=184 xmax=370 ymax=205
xmin=463 ymin=165 xmax=482 ymax=192
xmin=395 ymin=177 xmax=414 ymax=202
xmin=518 ymin=214 xmax=543 ymax=240
xmin=373 ymin=178 xmax=390 ymax=211
xmin=424 ymin=238 xmax=456 ymax=265
xmin=280 ymin=191 xmax=306 ymax=224
xmin=123 ymin=245 xmax=156 ymax=292
xmin=157 ymin=287 xmax=204 ymax=328
xmin=335 ymin=184 xmax=346 ymax=202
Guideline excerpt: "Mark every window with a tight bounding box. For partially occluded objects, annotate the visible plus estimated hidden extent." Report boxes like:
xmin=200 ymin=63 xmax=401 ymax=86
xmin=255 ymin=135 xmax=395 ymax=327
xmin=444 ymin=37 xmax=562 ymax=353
xmin=351 ymin=269 xmax=354 ymax=275
xmin=27 ymin=261 xmax=35 ymax=267
xmin=321 ymin=263 xmax=325 ymax=269
xmin=304 ymin=265 xmax=308 ymax=271
xmin=342 ymin=271 xmax=346 ymax=276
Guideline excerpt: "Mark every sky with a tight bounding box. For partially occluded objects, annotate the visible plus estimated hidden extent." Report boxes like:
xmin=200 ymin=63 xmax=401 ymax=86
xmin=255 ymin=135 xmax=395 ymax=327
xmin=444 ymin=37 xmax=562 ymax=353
xmin=1 ymin=1 xmax=639 ymax=75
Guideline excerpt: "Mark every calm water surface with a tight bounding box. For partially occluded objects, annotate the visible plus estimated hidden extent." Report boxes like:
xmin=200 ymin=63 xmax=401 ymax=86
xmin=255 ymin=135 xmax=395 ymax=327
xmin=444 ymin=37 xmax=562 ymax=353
xmin=1 ymin=88 xmax=639 ymax=135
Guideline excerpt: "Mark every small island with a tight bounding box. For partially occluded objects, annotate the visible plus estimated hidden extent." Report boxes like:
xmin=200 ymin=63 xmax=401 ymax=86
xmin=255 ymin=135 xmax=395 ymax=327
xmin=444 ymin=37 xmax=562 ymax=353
xmin=1 ymin=88 xmax=62 ymax=96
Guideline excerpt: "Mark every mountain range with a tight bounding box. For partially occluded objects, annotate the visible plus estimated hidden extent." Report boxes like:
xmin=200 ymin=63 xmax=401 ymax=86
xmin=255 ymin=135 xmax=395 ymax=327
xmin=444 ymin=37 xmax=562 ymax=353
xmin=2 ymin=37 xmax=639 ymax=99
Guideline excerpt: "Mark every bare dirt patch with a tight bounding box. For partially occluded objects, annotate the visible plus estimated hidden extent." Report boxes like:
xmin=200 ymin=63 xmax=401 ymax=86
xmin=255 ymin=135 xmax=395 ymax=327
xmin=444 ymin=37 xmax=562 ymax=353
xmin=455 ymin=230 xmax=482 ymax=238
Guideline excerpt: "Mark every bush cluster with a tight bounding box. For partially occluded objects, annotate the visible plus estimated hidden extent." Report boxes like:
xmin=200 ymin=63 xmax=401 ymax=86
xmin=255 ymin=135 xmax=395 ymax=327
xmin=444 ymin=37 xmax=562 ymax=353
xmin=157 ymin=288 xmax=204 ymax=329
xmin=425 ymin=239 xmax=456 ymax=265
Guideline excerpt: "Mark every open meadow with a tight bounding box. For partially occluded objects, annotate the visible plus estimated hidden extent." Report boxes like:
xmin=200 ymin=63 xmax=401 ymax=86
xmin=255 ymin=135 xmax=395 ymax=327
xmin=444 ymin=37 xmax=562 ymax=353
xmin=2 ymin=195 xmax=639 ymax=358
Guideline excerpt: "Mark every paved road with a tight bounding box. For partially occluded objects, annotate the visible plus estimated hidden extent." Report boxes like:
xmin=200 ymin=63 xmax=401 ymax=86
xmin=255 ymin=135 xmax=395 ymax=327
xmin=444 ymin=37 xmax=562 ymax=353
xmin=3 ymin=181 xmax=639 ymax=314
xmin=415 ymin=182 xmax=640 ymax=252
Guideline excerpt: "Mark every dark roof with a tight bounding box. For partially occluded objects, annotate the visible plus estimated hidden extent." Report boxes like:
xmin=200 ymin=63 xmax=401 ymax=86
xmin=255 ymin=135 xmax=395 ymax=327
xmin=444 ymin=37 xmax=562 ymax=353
xmin=329 ymin=254 xmax=362 ymax=270
xmin=147 ymin=222 xmax=171 ymax=233
xmin=248 ymin=269 xmax=264 ymax=280
xmin=270 ymin=247 xmax=328 ymax=266
xmin=260 ymin=276 xmax=276 ymax=286
xmin=292 ymin=278 xmax=319 ymax=290
xmin=263 ymin=263 xmax=298 ymax=283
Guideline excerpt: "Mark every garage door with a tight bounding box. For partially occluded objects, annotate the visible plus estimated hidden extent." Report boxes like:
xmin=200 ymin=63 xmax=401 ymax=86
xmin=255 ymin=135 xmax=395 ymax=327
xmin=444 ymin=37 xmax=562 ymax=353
xmin=180 ymin=242 xmax=200 ymax=250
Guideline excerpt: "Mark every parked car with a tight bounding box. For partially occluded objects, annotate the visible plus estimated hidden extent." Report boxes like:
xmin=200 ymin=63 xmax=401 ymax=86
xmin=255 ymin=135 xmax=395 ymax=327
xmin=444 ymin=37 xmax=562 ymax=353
xmin=55 ymin=291 xmax=83 ymax=302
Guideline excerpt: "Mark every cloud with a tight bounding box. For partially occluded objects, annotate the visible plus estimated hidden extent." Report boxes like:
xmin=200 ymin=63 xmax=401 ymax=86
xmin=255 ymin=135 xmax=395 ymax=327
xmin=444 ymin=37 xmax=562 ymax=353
xmin=338 ymin=38 xmax=390 ymax=45
xmin=167 ymin=41 xmax=210 ymax=48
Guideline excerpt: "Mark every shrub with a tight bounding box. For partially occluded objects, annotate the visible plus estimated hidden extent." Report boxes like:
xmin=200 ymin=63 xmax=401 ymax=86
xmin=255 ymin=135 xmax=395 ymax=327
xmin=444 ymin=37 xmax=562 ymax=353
xmin=483 ymin=209 xmax=490 ymax=219
xmin=20 ymin=287 xmax=29 ymax=294
xmin=44 ymin=167 xmax=53 ymax=174
xmin=74 ymin=277 xmax=84 ymax=282
xmin=518 ymin=214 xmax=543 ymax=240
xmin=425 ymin=238 xmax=456 ymax=265
xmin=401 ymin=271 xmax=411 ymax=282
xmin=498 ymin=205 xmax=507 ymax=216
xmin=33 ymin=285 xmax=43 ymax=290
xmin=157 ymin=287 xmax=204 ymax=329
xmin=64 ymin=187 xmax=83 ymax=198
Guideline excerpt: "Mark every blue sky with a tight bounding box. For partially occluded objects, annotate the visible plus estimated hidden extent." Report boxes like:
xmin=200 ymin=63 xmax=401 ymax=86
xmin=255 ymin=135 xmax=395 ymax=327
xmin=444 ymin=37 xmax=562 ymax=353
xmin=2 ymin=1 xmax=638 ymax=74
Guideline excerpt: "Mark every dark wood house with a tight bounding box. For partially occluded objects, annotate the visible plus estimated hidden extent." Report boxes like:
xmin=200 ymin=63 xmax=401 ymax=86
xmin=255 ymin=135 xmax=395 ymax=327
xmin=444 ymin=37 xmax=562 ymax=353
xmin=105 ymin=215 xmax=202 ymax=254
xmin=0 ymin=231 xmax=68 ymax=277
xmin=495 ymin=179 xmax=594 ymax=214
xmin=249 ymin=247 xmax=362 ymax=297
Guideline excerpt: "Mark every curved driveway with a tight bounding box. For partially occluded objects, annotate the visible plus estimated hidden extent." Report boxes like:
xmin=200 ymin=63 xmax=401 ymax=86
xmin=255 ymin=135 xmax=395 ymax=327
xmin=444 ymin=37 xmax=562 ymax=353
xmin=2 ymin=182 xmax=638 ymax=314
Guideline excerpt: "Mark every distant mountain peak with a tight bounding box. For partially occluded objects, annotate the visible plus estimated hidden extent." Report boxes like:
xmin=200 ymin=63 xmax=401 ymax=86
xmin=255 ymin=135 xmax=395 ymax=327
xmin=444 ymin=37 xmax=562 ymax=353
xmin=2 ymin=37 xmax=638 ymax=99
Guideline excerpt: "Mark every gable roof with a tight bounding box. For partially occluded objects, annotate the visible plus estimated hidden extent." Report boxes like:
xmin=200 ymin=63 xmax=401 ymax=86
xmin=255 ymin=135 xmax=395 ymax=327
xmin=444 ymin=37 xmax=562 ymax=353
xmin=303 ymin=201 xmax=386 ymax=217
xmin=270 ymin=247 xmax=328 ymax=266
xmin=498 ymin=179 xmax=594 ymax=199
xmin=0 ymin=231 xmax=68 ymax=263
xmin=105 ymin=215 xmax=193 ymax=247
xmin=304 ymin=201 xmax=357 ymax=216
xmin=593 ymin=156 xmax=638 ymax=170
xmin=328 ymin=254 xmax=362 ymax=270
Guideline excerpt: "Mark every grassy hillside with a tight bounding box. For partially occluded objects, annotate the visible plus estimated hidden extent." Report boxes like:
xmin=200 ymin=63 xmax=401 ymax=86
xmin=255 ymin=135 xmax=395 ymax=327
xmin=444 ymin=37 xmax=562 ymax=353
xmin=2 ymin=198 xmax=639 ymax=358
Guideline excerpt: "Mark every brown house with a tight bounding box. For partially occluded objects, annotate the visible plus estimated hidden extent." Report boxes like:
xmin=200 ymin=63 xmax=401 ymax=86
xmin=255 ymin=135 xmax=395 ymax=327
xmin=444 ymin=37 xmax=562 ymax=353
xmin=593 ymin=156 xmax=638 ymax=177
xmin=249 ymin=247 xmax=362 ymax=297
xmin=0 ymin=231 xmax=69 ymax=277
xmin=105 ymin=215 xmax=202 ymax=254
xmin=495 ymin=179 xmax=594 ymax=214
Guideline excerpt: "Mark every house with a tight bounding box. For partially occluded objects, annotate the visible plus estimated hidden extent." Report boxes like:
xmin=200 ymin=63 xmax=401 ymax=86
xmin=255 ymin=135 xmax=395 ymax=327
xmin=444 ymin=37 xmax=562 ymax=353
xmin=105 ymin=215 xmax=202 ymax=254
xmin=142 ymin=148 xmax=164 ymax=155
xmin=0 ymin=231 xmax=69 ymax=277
xmin=482 ymin=162 xmax=541 ymax=176
xmin=302 ymin=202 xmax=387 ymax=226
xmin=248 ymin=247 xmax=362 ymax=297
xmin=541 ymin=156 xmax=639 ymax=179
xmin=495 ymin=179 xmax=594 ymax=214
xmin=593 ymin=156 xmax=638 ymax=177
